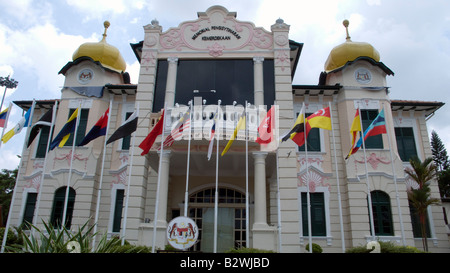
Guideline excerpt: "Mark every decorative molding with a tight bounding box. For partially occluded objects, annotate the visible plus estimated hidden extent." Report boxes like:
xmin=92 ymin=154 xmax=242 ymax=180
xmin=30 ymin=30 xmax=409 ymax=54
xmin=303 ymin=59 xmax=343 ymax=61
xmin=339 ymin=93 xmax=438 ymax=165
xmin=354 ymin=152 xmax=391 ymax=170
xmin=53 ymin=150 xmax=89 ymax=170
xmin=110 ymin=166 xmax=128 ymax=187
xmin=140 ymin=50 xmax=156 ymax=72
xmin=23 ymin=171 xmax=43 ymax=191
xmin=297 ymin=169 xmax=331 ymax=193
xmin=274 ymin=34 xmax=288 ymax=46
xmin=275 ymin=50 xmax=289 ymax=71
xmin=158 ymin=6 xmax=273 ymax=55
xmin=354 ymin=99 xmax=380 ymax=110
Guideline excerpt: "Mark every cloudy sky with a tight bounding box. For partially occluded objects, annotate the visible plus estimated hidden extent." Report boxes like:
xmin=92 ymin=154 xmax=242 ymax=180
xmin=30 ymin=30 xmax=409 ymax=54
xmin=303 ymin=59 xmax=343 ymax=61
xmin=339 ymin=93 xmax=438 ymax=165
xmin=0 ymin=0 xmax=449 ymax=170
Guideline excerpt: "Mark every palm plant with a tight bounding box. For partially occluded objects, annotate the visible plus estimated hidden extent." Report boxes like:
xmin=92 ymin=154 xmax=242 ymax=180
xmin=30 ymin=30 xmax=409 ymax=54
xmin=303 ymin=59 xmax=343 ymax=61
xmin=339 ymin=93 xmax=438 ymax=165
xmin=405 ymin=156 xmax=440 ymax=252
xmin=5 ymin=220 xmax=125 ymax=253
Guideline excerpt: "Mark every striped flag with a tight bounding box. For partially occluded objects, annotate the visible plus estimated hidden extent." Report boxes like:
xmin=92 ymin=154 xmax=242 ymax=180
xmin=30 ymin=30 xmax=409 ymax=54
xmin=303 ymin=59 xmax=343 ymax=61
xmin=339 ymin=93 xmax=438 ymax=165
xmin=345 ymin=109 xmax=361 ymax=159
xmin=207 ymin=114 xmax=217 ymax=161
xmin=2 ymin=106 xmax=33 ymax=144
xmin=78 ymin=108 xmax=109 ymax=146
xmin=106 ymin=110 xmax=138 ymax=145
xmin=49 ymin=108 xmax=79 ymax=150
xmin=0 ymin=107 xmax=10 ymax=128
xmin=161 ymin=110 xmax=190 ymax=148
xmin=347 ymin=109 xmax=386 ymax=158
xmin=281 ymin=104 xmax=305 ymax=147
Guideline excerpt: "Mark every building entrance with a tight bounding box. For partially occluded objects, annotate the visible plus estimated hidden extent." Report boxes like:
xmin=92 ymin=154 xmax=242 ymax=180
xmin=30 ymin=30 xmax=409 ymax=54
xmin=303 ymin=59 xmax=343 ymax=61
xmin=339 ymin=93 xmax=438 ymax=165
xmin=188 ymin=187 xmax=246 ymax=252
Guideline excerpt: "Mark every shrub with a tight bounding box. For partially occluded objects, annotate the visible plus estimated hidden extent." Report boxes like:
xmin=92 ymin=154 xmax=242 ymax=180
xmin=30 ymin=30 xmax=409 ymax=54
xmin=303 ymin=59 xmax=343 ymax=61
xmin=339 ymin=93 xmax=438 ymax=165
xmin=225 ymin=247 xmax=275 ymax=253
xmin=0 ymin=227 xmax=23 ymax=251
xmin=4 ymin=220 xmax=148 ymax=253
xmin=305 ymin=243 xmax=323 ymax=253
xmin=346 ymin=241 xmax=425 ymax=253
xmin=111 ymin=243 xmax=152 ymax=253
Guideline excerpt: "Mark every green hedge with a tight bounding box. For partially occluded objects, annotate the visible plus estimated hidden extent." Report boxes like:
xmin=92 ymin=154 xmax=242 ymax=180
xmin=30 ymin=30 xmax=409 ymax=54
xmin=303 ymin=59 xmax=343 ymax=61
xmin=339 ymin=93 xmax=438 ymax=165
xmin=346 ymin=241 xmax=425 ymax=253
xmin=225 ymin=247 xmax=275 ymax=253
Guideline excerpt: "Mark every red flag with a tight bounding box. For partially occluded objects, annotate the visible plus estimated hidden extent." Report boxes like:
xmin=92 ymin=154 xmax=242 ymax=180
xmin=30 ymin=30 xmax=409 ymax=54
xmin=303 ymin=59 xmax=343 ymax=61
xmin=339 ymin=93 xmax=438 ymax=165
xmin=256 ymin=106 xmax=275 ymax=144
xmin=139 ymin=110 xmax=165 ymax=156
xmin=78 ymin=108 xmax=109 ymax=146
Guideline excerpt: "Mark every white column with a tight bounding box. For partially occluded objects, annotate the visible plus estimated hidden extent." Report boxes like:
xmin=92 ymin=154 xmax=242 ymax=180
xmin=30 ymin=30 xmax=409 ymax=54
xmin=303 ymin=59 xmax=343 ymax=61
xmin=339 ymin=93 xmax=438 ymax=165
xmin=156 ymin=150 xmax=171 ymax=225
xmin=165 ymin=57 xmax=178 ymax=107
xmin=253 ymin=57 xmax=264 ymax=106
xmin=253 ymin=151 xmax=268 ymax=228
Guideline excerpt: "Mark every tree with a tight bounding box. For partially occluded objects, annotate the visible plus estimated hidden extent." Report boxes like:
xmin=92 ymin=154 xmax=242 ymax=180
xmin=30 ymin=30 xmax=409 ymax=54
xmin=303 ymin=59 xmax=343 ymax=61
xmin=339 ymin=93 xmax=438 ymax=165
xmin=0 ymin=168 xmax=17 ymax=226
xmin=405 ymin=157 xmax=440 ymax=252
xmin=430 ymin=130 xmax=450 ymax=197
xmin=438 ymin=169 xmax=450 ymax=197
xmin=430 ymin=130 xmax=449 ymax=172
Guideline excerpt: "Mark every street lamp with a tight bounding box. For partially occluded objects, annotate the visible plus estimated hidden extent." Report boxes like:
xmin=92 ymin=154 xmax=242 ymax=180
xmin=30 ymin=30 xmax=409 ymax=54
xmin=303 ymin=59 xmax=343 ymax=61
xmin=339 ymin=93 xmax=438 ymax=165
xmin=0 ymin=75 xmax=18 ymax=111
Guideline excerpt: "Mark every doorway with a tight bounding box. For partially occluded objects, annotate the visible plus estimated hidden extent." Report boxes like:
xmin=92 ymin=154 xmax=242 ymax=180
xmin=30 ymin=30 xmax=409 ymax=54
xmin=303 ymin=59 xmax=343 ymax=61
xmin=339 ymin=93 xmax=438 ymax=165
xmin=187 ymin=187 xmax=246 ymax=252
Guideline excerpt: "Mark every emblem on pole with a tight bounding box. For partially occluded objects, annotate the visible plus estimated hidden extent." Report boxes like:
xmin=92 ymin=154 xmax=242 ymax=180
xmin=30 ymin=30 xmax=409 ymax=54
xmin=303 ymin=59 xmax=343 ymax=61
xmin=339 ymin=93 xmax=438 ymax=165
xmin=167 ymin=216 xmax=199 ymax=250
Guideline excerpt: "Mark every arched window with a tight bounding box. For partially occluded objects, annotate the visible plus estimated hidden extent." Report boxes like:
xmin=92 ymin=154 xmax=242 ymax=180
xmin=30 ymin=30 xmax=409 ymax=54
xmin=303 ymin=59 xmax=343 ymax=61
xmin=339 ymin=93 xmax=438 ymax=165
xmin=189 ymin=187 xmax=245 ymax=204
xmin=50 ymin=187 xmax=76 ymax=229
xmin=369 ymin=190 xmax=394 ymax=236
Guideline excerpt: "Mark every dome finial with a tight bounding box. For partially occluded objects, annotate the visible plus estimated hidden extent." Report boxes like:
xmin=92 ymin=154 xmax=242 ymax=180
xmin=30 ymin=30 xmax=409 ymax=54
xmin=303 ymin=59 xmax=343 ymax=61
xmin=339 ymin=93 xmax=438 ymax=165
xmin=102 ymin=20 xmax=110 ymax=41
xmin=343 ymin=19 xmax=351 ymax=41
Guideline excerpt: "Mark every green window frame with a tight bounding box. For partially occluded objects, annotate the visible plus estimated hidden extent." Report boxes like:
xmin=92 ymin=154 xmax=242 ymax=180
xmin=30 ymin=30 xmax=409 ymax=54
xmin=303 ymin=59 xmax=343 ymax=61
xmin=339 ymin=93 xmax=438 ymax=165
xmin=112 ymin=189 xmax=125 ymax=233
xmin=395 ymin=127 xmax=417 ymax=162
xmin=369 ymin=191 xmax=394 ymax=236
xmin=50 ymin=187 xmax=76 ymax=229
xmin=35 ymin=126 xmax=52 ymax=158
xmin=22 ymin=192 xmax=37 ymax=229
xmin=301 ymin=192 xmax=326 ymax=236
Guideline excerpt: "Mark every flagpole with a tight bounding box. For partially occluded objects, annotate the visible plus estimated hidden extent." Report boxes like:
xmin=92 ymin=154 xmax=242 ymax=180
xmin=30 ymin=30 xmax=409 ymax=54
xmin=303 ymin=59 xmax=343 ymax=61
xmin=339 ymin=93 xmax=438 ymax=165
xmin=357 ymin=102 xmax=376 ymax=241
xmin=61 ymin=100 xmax=82 ymax=229
xmin=183 ymin=100 xmax=193 ymax=217
xmin=121 ymin=102 xmax=139 ymax=246
xmin=93 ymin=98 xmax=113 ymax=248
xmin=303 ymin=102 xmax=312 ymax=253
xmin=152 ymin=104 xmax=167 ymax=253
xmin=0 ymin=102 xmax=12 ymax=150
xmin=1 ymin=99 xmax=36 ymax=253
xmin=32 ymin=100 xmax=58 ymax=235
xmin=275 ymin=148 xmax=282 ymax=252
xmin=245 ymin=101 xmax=249 ymax=247
xmin=213 ymin=99 xmax=221 ymax=253
xmin=328 ymin=101 xmax=345 ymax=252
xmin=274 ymin=103 xmax=282 ymax=252
xmin=382 ymin=102 xmax=406 ymax=246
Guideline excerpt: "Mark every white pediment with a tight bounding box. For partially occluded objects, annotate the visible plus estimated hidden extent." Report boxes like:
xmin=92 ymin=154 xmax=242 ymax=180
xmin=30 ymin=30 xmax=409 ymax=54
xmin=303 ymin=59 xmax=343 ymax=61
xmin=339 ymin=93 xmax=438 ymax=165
xmin=159 ymin=5 xmax=273 ymax=56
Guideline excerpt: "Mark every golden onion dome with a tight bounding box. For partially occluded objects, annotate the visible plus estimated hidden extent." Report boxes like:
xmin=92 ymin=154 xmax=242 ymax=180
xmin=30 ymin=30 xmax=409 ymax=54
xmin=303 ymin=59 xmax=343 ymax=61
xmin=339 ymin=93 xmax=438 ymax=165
xmin=324 ymin=20 xmax=380 ymax=72
xmin=72 ymin=21 xmax=126 ymax=73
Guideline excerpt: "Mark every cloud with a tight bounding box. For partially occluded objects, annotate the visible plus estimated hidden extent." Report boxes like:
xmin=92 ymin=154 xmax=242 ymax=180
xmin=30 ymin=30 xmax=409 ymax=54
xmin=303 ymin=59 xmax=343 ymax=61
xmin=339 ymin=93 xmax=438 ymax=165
xmin=0 ymin=22 xmax=98 ymax=97
xmin=0 ymin=147 xmax=20 ymax=170
xmin=66 ymin=0 xmax=127 ymax=19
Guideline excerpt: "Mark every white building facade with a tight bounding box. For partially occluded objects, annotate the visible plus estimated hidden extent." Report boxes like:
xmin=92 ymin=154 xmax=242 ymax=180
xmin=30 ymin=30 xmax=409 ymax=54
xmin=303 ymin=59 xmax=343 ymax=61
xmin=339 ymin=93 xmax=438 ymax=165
xmin=6 ymin=6 xmax=450 ymax=253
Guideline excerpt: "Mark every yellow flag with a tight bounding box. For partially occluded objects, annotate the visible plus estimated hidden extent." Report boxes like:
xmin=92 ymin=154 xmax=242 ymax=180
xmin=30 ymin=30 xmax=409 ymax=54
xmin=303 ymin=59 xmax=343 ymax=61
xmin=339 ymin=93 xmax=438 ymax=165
xmin=346 ymin=109 xmax=362 ymax=159
xmin=1 ymin=128 xmax=16 ymax=144
xmin=221 ymin=116 xmax=246 ymax=156
xmin=306 ymin=106 xmax=332 ymax=130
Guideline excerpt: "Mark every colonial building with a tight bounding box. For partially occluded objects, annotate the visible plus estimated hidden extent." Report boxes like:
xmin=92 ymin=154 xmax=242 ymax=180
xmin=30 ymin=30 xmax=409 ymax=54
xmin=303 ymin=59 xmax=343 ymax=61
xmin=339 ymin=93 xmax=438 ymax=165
xmin=6 ymin=6 xmax=449 ymax=252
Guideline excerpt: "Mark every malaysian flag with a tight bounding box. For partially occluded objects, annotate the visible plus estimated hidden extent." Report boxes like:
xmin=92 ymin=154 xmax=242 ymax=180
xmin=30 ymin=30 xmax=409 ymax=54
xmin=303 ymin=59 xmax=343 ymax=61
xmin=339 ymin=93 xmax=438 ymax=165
xmin=161 ymin=109 xmax=191 ymax=148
